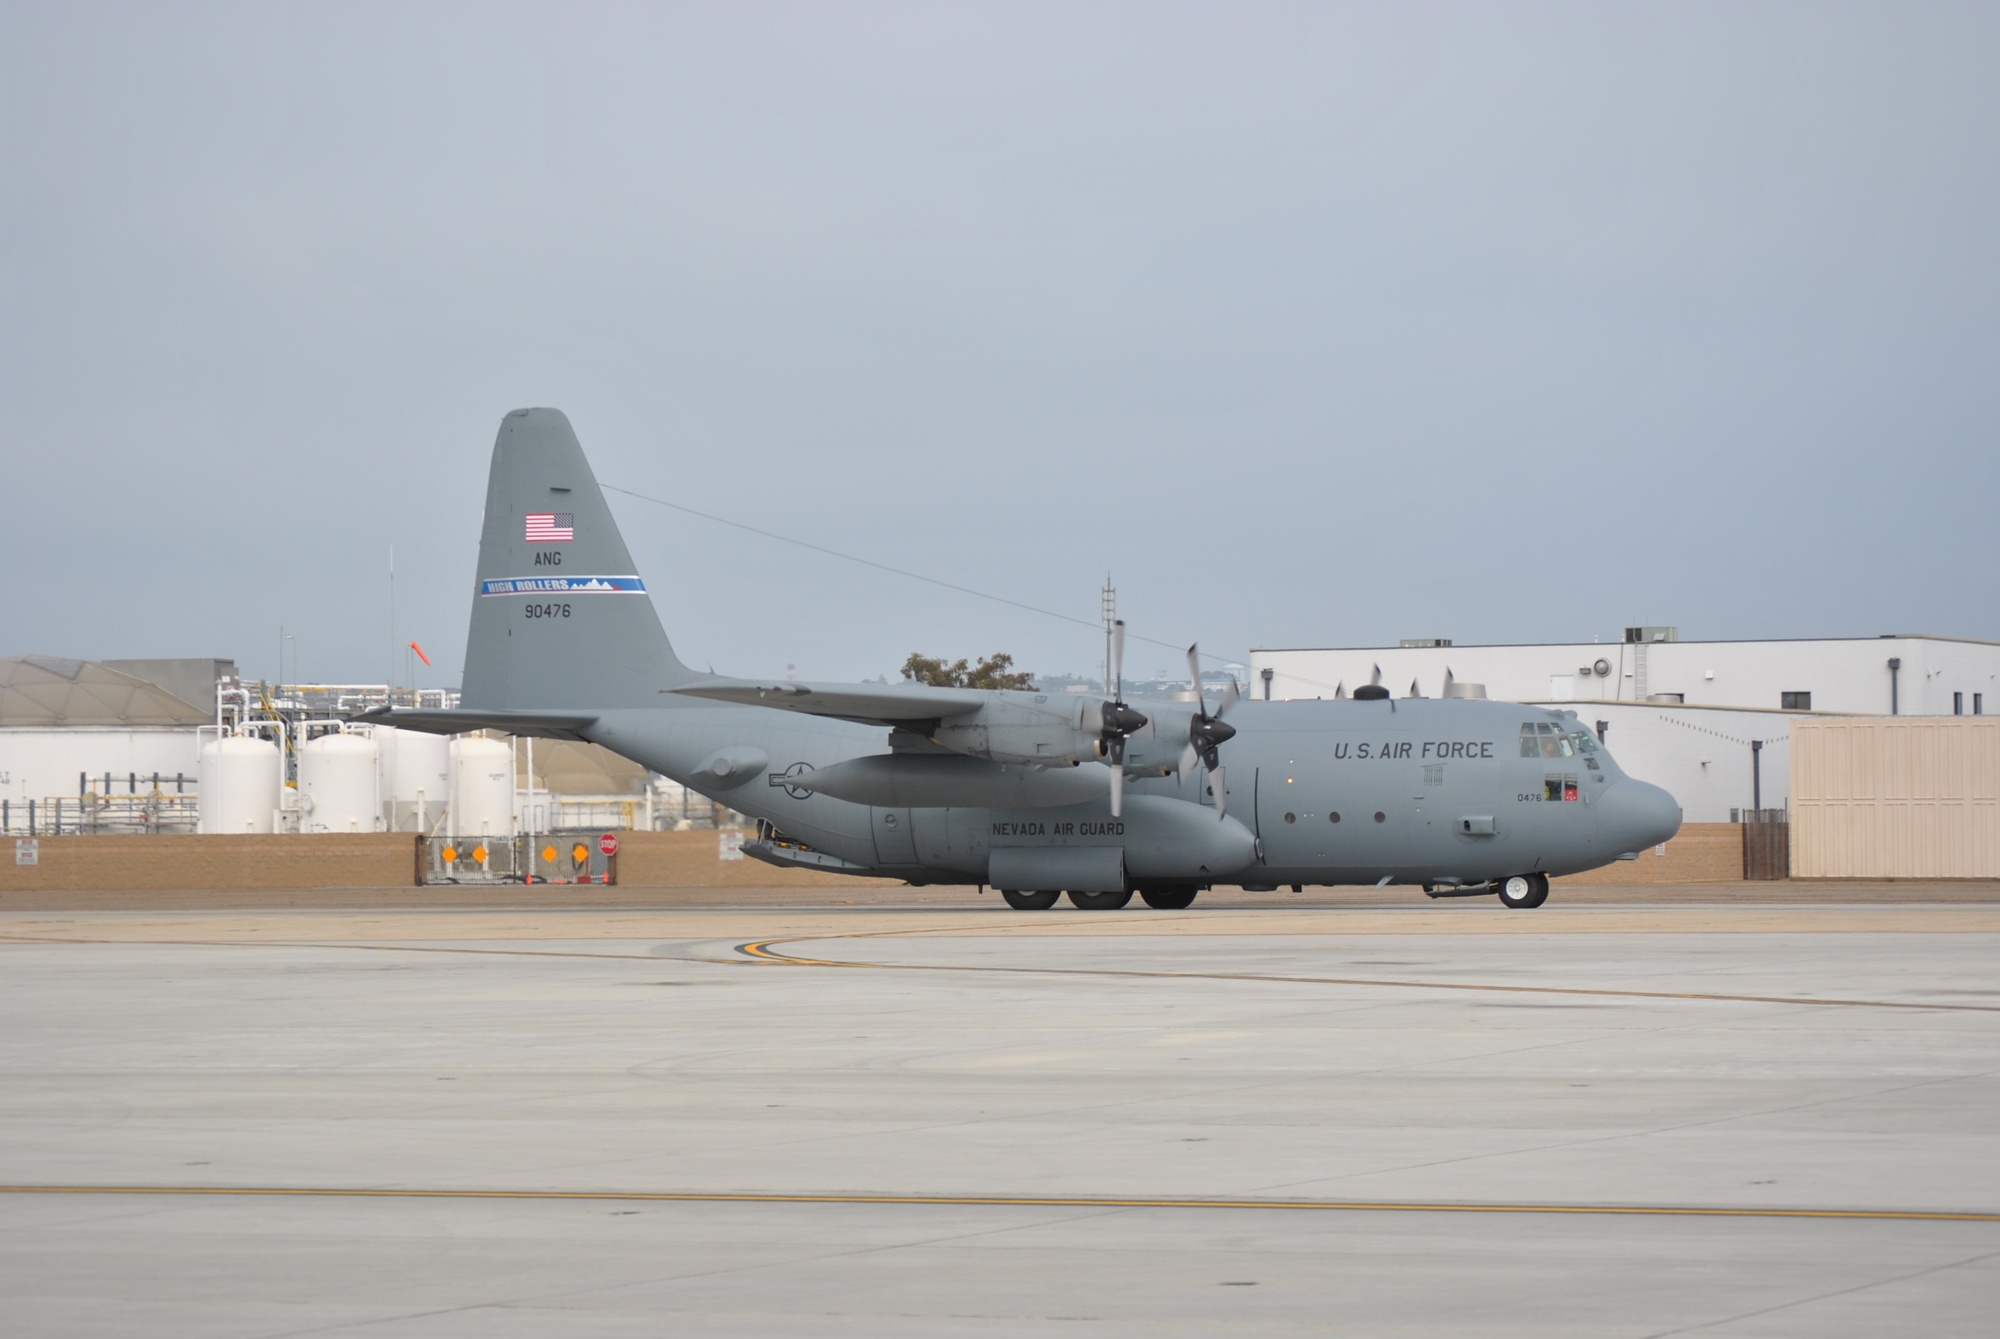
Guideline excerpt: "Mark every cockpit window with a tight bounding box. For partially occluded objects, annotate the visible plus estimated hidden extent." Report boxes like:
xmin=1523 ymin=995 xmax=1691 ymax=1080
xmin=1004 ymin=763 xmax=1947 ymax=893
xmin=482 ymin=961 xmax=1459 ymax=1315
xmin=1568 ymin=730 xmax=1598 ymax=755
xmin=1520 ymin=720 xmax=1578 ymax=758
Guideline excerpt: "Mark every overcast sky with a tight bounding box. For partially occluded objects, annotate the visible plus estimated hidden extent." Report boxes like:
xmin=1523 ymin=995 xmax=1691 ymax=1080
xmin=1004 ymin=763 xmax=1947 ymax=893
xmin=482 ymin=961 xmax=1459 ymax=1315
xmin=4 ymin=3 xmax=1995 ymax=689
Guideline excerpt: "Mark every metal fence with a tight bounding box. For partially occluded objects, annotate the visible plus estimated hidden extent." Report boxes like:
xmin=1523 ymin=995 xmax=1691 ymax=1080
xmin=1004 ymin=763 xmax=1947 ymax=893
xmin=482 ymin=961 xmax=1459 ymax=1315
xmin=418 ymin=835 xmax=617 ymax=885
xmin=1 ymin=793 xmax=200 ymax=836
xmin=1740 ymin=808 xmax=1790 ymax=881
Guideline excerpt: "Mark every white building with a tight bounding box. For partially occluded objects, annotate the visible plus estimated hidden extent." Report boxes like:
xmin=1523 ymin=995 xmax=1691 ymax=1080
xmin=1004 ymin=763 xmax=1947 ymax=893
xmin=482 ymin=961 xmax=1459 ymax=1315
xmin=1249 ymin=631 xmax=1997 ymax=717
xmin=0 ymin=655 xmax=214 ymax=832
xmin=1247 ymin=632 xmax=2000 ymax=823
xmin=1523 ymin=701 xmax=1798 ymax=823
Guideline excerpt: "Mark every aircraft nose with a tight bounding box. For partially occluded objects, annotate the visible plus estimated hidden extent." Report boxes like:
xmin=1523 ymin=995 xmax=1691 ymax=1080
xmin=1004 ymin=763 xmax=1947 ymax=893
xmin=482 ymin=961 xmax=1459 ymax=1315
xmin=1598 ymin=777 xmax=1682 ymax=855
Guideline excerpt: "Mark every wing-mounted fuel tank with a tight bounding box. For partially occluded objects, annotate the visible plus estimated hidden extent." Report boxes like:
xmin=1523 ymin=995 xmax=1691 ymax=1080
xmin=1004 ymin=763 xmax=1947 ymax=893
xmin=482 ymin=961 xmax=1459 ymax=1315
xmin=804 ymin=754 xmax=1112 ymax=808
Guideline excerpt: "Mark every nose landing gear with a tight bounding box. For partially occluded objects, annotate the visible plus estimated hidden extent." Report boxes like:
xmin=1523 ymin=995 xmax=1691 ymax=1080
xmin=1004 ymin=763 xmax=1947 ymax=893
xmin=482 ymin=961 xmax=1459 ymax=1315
xmin=1497 ymin=873 xmax=1550 ymax=909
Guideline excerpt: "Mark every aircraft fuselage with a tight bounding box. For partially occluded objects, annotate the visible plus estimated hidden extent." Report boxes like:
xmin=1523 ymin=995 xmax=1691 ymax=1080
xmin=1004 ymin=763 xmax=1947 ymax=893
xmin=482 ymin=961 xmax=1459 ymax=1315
xmin=586 ymin=693 xmax=1681 ymax=891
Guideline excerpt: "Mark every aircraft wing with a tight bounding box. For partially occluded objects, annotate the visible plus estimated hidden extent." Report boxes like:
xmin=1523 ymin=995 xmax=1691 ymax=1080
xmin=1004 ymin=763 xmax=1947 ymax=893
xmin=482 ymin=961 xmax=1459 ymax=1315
xmin=669 ymin=679 xmax=988 ymax=728
xmin=348 ymin=706 xmax=598 ymax=740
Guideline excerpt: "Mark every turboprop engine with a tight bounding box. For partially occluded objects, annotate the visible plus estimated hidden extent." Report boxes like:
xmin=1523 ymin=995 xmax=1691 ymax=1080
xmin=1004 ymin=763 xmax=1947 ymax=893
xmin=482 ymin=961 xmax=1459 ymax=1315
xmin=930 ymin=619 xmax=1168 ymax=818
xmin=930 ymin=695 xmax=1137 ymax=769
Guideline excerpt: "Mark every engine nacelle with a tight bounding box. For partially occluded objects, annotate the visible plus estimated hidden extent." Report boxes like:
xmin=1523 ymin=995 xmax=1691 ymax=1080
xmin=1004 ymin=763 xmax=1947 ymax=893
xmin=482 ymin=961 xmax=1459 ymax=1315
xmin=929 ymin=693 xmax=1204 ymax=776
xmin=930 ymin=695 xmax=1103 ymax=768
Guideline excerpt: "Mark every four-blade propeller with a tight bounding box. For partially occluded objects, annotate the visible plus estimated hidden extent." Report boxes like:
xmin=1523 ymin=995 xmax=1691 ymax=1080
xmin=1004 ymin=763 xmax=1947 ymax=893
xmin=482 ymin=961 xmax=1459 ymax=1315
xmin=1096 ymin=619 xmax=1148 ymax=818
xmin=1177 ymin=643 xmax=1239 ymax=819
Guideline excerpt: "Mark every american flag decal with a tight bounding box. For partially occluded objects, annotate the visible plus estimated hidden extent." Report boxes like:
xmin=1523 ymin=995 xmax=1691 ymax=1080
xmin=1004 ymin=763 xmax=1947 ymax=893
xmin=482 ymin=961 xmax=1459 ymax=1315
xmin=525 ymin=512 xmax=574 ymax=542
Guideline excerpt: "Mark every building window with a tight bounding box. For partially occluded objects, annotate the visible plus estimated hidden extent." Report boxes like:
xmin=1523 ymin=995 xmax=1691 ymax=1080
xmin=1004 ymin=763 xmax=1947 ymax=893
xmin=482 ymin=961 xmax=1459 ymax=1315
xmin=1781 ymin=691 xmax=1811 ymax=711
xmin=1954 ymin=692 xmax=1964 ymax=716
xmin=1977 ymin=694 xmax=1985 ymax=716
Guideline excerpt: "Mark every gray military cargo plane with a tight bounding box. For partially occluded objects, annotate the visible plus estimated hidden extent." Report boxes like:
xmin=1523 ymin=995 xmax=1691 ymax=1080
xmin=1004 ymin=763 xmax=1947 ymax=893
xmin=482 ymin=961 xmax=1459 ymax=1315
xmin=361 ymin=409 xmax=1681 ymax=910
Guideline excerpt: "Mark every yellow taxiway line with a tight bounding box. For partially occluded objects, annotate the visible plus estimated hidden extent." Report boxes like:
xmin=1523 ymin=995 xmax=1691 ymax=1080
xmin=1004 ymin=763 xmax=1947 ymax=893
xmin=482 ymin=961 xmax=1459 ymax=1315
xmin=734 ymin=938 xmax=2000 ymax=1012
xmin=1 ymin=1185 xmax=1995 ymax=1222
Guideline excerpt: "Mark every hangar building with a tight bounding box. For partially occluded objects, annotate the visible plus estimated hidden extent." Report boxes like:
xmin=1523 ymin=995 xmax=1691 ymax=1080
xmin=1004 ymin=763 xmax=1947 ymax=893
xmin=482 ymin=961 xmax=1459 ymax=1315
xmin=1246 ymin=631 xmax=1999 ymax=823
xmin=0 ymin=656 xmax=217 ymax=831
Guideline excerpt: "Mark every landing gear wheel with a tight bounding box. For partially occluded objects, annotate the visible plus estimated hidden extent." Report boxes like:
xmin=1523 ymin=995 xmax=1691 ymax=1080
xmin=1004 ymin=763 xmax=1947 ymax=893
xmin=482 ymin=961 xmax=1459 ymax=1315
xmin=1139 ymin=889 xmax=1199 ymax=910
xmin=1498 ymin=873 xmax=1549 ymax=909
xmin=1067 ymin=889 xmax=1134 ymax=910
xmin=1001 ymin=889 xmax=1060 ymax=910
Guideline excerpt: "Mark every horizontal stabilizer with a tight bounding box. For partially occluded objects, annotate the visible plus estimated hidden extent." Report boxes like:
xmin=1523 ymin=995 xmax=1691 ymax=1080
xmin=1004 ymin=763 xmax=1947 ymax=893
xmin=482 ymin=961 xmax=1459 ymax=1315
xmin=671 ymin=679 xmax=986 ymax=727
xmin=348 ymin=706 xmax=598 ymax=740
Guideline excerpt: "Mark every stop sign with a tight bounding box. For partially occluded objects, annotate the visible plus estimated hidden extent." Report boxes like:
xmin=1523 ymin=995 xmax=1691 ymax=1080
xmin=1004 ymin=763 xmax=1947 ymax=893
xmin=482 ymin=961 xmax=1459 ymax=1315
xmin=598 ymin=832 xmax=620 ymax=857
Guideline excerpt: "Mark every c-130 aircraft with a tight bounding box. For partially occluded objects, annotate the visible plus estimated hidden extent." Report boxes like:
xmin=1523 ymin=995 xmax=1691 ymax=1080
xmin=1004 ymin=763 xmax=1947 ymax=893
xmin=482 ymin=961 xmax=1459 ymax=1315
xmin=363 ymin=409 xmax=1681 ymax=911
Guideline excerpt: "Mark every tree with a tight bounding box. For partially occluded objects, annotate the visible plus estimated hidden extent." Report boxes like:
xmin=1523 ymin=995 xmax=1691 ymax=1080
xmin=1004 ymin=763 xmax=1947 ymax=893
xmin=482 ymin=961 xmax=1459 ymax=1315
xmin=901 ymin=651 xmax=1036 ymax=691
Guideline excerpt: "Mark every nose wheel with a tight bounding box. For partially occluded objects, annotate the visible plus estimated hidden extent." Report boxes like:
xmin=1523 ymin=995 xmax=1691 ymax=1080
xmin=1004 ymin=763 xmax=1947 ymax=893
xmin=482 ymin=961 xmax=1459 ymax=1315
xmin=1498 ymin=873 xmax=1549 ymax=909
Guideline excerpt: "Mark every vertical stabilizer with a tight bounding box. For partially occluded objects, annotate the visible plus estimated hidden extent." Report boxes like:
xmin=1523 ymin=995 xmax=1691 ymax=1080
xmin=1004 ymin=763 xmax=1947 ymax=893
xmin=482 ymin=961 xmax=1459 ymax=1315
xmin=460 ymin=409 xmax=695 ymax=710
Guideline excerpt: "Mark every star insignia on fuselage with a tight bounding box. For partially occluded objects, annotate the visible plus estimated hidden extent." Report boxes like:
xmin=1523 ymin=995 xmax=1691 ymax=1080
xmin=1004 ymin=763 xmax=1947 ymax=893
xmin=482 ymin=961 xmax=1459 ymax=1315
xmin=768 ymin=761 xmax=815 ymax=799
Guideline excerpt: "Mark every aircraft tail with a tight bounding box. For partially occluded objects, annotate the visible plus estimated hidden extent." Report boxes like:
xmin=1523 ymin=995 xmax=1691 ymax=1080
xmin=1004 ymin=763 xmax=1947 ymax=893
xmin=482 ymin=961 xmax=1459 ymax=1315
xmin=459 ymin=408 xmax=697 ymax=710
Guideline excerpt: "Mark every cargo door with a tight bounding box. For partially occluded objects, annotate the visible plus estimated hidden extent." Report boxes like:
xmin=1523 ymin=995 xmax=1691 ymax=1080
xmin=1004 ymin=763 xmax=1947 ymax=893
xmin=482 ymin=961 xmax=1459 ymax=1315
xmin=871 ymin=806 xmax=918 ymax=865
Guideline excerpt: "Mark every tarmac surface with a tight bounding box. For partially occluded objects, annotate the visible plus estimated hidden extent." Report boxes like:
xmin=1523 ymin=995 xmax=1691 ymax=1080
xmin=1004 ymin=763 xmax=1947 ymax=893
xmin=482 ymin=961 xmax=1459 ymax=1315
xmin=3 ymin=882 xmax=1998 ymax=1335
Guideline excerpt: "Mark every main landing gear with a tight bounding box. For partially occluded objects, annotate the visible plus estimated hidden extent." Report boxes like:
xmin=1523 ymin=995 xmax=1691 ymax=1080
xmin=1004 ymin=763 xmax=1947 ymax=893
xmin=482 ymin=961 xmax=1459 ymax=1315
xmin=995 ymin=888 xmax=1202 ymax=911
xmin=1497 ymin=873 xmax=1550 ymax=909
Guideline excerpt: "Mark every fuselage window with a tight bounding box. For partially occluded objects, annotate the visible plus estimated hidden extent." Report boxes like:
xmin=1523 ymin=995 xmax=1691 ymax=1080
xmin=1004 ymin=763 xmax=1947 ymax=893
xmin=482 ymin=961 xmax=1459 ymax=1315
xmin=1328 ymin=811 xmax=1341 ymax=823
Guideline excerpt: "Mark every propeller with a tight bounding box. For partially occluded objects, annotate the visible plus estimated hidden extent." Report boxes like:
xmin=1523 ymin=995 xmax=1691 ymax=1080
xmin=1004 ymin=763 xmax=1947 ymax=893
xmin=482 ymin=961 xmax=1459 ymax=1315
xmin=1096 ymin=619 xmax=1147 ymax=818
xmin=1177 ymin=643 xmax=1239 ymax=818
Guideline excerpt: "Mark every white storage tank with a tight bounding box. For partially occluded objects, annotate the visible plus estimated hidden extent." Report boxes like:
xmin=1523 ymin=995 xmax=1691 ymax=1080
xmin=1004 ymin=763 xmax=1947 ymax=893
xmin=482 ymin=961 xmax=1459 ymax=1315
xmin=450 ymin=735 xmax=515 ymax=839
xmin=377 ymin=725 xmax=451 ymax=832
xmin=198 ymin=732 xmax=282 ymax=833
xmin=299 ymin=729 xmax=381 ymax=833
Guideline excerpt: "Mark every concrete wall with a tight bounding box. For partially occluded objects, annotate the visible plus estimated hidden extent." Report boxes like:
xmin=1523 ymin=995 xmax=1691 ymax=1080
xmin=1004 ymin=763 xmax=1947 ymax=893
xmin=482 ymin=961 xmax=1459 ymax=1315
xmin=1 ymin=834 xmax=422 ymax=892
xmin=0 ymin=830 xmax=899 ymax=893
xmin=1551 ymin=822 xmax=1743 ymax=884
xmin=1792 ymin=718 xmax=2000 ymax=878
xmin=0 ymin=822 xmax=1753 ymax=891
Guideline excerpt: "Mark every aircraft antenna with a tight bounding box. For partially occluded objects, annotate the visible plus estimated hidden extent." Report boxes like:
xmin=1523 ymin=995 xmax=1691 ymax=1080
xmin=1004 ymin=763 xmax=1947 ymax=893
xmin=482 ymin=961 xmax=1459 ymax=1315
xmin=1100 ymin=575 xmax=1116 ymax=693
